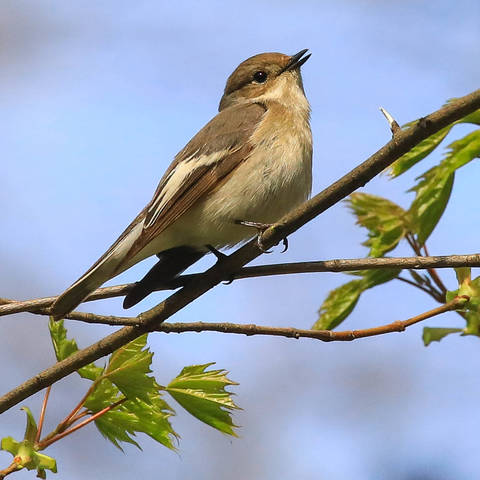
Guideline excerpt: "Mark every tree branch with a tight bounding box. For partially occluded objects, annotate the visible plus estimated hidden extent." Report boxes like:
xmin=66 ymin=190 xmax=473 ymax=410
xmin=149 ymin=295 xmax=468 ymax=340
xmin=1 ymin=253 xmax=479 ymax=317
xmin=0 ymin=462 xmax=20 ymax=480
xmin=1 ymin=88 xmax=479 ymax=414
xmin=41 ymin=294 xmax=467 ymax=332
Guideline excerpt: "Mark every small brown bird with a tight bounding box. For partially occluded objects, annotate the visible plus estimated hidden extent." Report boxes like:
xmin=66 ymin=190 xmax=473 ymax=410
xmin=51 ymin=49 xmax=313 ymax=317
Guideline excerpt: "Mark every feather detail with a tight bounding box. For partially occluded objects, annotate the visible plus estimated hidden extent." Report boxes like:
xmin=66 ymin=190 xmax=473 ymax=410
xmin=51 ymin=102 xmax=266 ymax=317
xmin=51 ymin=222 xmax=143 ymax=318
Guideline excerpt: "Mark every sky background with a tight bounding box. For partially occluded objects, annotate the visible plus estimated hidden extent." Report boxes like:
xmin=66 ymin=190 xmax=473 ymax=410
xmin=1 ymin=1 xmax=480 ymax=479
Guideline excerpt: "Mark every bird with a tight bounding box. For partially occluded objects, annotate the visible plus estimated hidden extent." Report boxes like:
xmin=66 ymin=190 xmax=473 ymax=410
xmin=51 ymin=49 xmax=313 ymax=318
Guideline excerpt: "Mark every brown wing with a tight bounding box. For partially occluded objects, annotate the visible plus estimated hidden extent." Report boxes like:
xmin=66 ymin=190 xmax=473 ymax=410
xmin=124 ymin=101 xmax=267 ymax=262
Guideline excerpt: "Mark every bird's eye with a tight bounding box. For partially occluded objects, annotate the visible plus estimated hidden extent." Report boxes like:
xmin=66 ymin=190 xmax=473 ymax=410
xmin=252 ymin=71 xmax=268 ymax=83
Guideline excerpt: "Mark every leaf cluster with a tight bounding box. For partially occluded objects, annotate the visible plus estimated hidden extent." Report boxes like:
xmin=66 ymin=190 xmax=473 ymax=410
xmin=1 ymin=321 xmax=240 ymax=477
xmin=315 ymin=106 xmax=480 ymax=340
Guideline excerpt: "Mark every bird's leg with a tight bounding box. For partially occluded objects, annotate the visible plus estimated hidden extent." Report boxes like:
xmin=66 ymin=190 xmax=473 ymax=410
xmin=206 ymin=245 xmax=234 ymax=284
xmin=206 ymin=244 xmax=227 ymax=261
xmin=234 ymin=220 xmax=288 ymax=253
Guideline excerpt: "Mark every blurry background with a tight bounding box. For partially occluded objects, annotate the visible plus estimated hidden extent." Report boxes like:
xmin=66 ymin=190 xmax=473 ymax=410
xmin=1 ymin=1 xmax=479 ymax=479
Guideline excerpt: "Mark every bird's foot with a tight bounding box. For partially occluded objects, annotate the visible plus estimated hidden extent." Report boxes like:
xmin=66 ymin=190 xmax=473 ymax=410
xmin=234 ymin=220 xmax=288 ymax=253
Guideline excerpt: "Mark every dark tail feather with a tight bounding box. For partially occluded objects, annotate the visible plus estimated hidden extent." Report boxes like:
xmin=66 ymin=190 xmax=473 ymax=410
xmin=123 ymin=246 xmax=205 ymax=309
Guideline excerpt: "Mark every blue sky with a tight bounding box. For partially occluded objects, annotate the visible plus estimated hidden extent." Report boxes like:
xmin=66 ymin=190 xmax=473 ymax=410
xmin=1 ymin=1 xmax=480 ymax=479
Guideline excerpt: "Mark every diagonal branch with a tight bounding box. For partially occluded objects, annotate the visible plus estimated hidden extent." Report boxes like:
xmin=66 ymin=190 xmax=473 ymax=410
xmin=1 ymin=89 xmax=479 ymax=414
xmin=1 ymin=253 xmax=479 ymax=317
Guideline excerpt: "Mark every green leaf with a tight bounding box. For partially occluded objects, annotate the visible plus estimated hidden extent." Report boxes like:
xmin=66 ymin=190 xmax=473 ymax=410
xmin=166 ymin=363 xmax=240 ymax=436
xmin=361 ymin=268 xmax=402 ymax=288
xmin=445 ymin=288 xmax=459 ymax=303
xmin=455 ymin=267 xmax=471 ymax=286
xmin=48 ymin=318 xmax=103 ymax=380
xmin=1 ymin=410 xmax=57 ymax=476
xmin=423 ymin=327 xmax=463 ymax=346
xmin=390 ymin=105 xmax=480 ymax=177
xmin=49 ymin=318 xmax=78 ymax=362
xmin=314 ymin=280 xmax=363 ymax=330
xmin=444 ymin=276 xmax=480 ymax=338
xmin=103 ymin=334 xmax=158 ymax=403
xmin=20 ymin=407 xmax=37 ymax=444
xmin=75 ymin=334 xmax=178 ymax=451
xmin=391 ymin=125 xmax=453 ymax=177
xmin=409 ymin=171 xmax=454 ymax=245
xmin=444 ymin=130 xmax=480 ymax=170
xmin=457 ymin=275 xmax=480 ymax=306
xmin=83 ymin=378 xmax=121 ymax=412
xmin=347 ymin=193 xmax=411 ymax=257
xmin=314 ymin=269 xmax=401 ymax=330
xmin=0 ymin=437 xmax=57 ymax=474
xmin=48 ymin=321 xmax=177 ymax=451
xmin=460 ymin=276 xmax=480 ymax=336
xmin=94 ymin=395 xmax=177 ymax=451
xmin=77 ymin=362 xmax=105 ymax=382
xmin=460 ymin=109 xmax=480 ymax=125
xmin=1 ymin=436 xmax=21 ymax=456
xmin=464 ymin=311 xmax=480 ymax=337
xmin=84 ymin=378 xmax=177 ymax=451
xmin=409 ymin=129 xmax=480 ymax=244
xmin=32 ymin=452 xmax=58 ymax=475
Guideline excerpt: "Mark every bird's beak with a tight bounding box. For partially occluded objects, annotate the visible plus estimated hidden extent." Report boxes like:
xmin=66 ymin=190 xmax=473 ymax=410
xmin=282 ymin=49 xmax=311 ymax=73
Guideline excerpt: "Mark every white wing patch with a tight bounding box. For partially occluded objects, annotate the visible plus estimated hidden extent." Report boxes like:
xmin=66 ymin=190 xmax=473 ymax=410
xmin=144 ymin=149 xmax=230 ymax=229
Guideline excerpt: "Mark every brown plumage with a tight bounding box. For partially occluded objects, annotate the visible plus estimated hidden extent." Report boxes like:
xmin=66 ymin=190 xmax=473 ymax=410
xmin=51 ymin=50 xmax=312 ymax=317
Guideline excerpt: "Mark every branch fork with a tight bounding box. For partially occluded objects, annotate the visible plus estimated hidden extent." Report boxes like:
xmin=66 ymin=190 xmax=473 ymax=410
xmin=1 ymin=88 xmax=480 ymax=414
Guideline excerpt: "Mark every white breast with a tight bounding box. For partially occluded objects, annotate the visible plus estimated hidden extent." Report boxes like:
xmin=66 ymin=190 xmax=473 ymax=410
xmin=134 ymin=75 xmax=313 ymax=255
xmin=182 ymin=104 xmax=313 ymax=248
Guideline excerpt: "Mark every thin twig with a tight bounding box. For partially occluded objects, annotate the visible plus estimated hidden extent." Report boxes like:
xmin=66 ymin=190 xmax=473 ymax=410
xmin=1 ymin=89 xmax=479 ymax=414
xmin=51 ymin=379 xmax=100 ymax=438
xmin=0 ymin=462 xmax=20 ymax=480
xmin=38 ymin=398 xmax=126 ymax=450
xmin=34 ymin=386 xmax=51 ymax=444
xmin=422 ymin=243 xmax=448 ymax=295
xmin=149 ymin=295 xmax=468 ymax=340
xmin=405 ymin=236 xmax=448 ymax=300
xmin=396 ymin=276 xmax=441 ymax=301
xmin=379 ymin=107 xmax=401 ymax=136
xmin=69 ymin=409 xmax=89 ymax=424
xmin=406 ymin=269 xmax=444 ymax=302
xmin=1 ymin=254 xmax=479 ymax=318
xmin=405 ymin=233 xmax=420 ymax=254
xmin=42 ymin=295 xmax=468 ymax=338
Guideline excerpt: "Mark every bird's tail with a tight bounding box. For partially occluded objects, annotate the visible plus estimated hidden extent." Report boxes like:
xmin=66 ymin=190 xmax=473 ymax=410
xmin=51 ymin=222 xmax=143 ymax=319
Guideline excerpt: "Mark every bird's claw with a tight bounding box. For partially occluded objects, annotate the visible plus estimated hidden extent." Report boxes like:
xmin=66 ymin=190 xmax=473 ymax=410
xmin=235 ymin=220 xmax=289 ymax=254
xmin=235 ymin=220 xmax=273 ymax=253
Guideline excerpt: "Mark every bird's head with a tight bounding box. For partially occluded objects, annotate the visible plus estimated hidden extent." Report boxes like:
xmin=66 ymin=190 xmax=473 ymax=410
xmin=219 ymin=49 xmax=311 ymax=111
